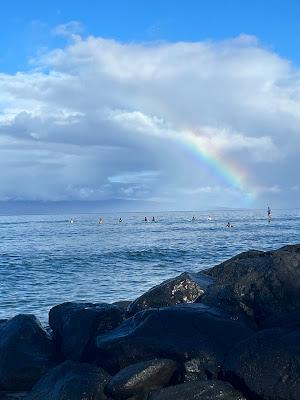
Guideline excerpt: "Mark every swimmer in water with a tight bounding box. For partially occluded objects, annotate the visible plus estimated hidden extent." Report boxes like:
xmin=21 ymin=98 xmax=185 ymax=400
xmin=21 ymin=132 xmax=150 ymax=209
xmin=226 ymin=221 xmax=234 ymax=228
xmin=70 ymin=218 xmax=75 ymax=224
xmin=119 ymin=218 xmax=122 ymax=223
xmin=152 ymin=216 xmax=155 ymax=222
xmin=192 ymin=216 xmax=195 ymax=221
xmin=144 ymin=216 xmax=148 ymax=222
xmin=99 ymin=217 xmax=104 ymax=224
xmin=207 ymin=215 xmax=212 ymax=221
xmin=267 ymin=206 xmax=272 ymax=222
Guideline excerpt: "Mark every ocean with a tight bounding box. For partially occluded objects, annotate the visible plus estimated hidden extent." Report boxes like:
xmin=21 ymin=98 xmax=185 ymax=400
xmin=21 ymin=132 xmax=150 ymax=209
xmin=0 ymin=209 xmax=299 ymax=322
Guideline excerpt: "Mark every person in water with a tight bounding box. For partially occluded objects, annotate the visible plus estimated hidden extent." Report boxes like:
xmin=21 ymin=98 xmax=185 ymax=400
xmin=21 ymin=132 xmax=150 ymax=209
xmin=99 ymin=217 xmax=104 ymax=224
xmin=152 ymin=216 xmax=155 ymax=222
xmin=119 ymin=218 xmax=122 ymax=223
xmin=192 ymin=216 xmax=195 ymax=221
xmin=226 ymin=221 xmax=234 ymax=228
xmin=207 ymin=215 xmax=212 ymax=221
xmin=70 ymin=218 xmax=75 ymax=224
xmin=267 ymin=206 xmax=272 ymax=222
xmin=144 ymin=216 xmax=148 ymax=222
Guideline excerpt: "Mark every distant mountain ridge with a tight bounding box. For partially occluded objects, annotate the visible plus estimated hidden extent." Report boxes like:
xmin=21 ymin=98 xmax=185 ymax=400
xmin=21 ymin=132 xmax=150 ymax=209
xmin=0 ymin=200 xmax=163 ymax=215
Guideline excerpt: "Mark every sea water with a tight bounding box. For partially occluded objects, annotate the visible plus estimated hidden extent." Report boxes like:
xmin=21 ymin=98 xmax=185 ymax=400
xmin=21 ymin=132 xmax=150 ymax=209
xmin=0 ymin=209 xmax=299 ymax=322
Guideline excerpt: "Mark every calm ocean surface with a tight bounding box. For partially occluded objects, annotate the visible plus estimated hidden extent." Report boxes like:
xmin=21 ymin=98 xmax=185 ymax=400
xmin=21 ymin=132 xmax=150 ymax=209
xmin=0 ymin=209 xmax=299 ymax=322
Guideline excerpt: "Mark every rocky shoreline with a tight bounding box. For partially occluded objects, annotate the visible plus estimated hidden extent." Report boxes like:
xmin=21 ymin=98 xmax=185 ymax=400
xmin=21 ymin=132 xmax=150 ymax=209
xmin=0 ymin=244 xmax=299 ymax=400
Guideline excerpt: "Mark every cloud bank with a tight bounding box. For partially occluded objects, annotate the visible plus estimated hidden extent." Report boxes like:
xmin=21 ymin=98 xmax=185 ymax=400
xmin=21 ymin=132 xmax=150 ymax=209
xmin=0 ymin=31 xmax=300 ymax=209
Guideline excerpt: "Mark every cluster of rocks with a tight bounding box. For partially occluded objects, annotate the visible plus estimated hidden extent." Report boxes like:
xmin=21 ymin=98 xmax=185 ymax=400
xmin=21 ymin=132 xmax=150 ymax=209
xmin=0 ymin=244 xmax=299 ymax=400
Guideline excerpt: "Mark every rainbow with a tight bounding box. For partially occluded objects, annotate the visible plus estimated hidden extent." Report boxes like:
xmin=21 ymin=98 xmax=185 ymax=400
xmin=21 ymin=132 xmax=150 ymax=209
xmin=169 ymin=129 xmax=257 ymax=200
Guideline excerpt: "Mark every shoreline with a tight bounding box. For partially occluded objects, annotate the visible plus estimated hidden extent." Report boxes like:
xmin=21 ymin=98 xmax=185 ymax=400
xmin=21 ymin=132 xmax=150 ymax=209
xmin=0 ymin=244 xmax=299 ymax=399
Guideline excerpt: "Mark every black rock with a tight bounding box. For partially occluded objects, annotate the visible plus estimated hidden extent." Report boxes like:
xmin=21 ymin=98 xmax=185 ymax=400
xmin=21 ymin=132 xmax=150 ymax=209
xmin=0 ymin=314 xmax=57 ymax=391
xmin=0 ymin=392 xmax=27 ymax=400
xmin=147 ymin=380 xmax=246 ymax=400
xmin=25 ymin=360 xmax=110 ymax=400
xmin=202 ymin=244 xmax=300 ymax=325
xmin=223 ymin=327 xmax=300 ymax=400
xmin=127 ymin=272 xmax=214 ymax=317
xmin=113 ymin=301 xmax=132 ymax=310
xmin=49 ymin=302 xmax=125 ymax=361
xmin=105 ymin=359 xmax=181 ymax=399
xmin=183 ymin=357 xmax=219 ymax=382
xmin=262 ymin=308 xmax=300 ymax=330
xmin=96 ymin=303 xmax=253 ymax=374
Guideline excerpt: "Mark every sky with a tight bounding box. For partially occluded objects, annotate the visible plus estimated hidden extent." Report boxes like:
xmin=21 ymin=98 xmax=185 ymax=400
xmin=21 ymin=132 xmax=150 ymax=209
xmin=0 ymin=0 xmax=300 ymax=210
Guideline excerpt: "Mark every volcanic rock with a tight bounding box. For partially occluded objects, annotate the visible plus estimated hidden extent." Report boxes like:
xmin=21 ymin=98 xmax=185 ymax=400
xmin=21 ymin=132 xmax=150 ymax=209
xmin=202 ymin=244 xmax=300 ymax=325
xmin=25 ymin=360 xmax=109 ymax=400
xmin=223 ymin=327 xmax=300 ymax=400
xmin=96 ymin=303 xmax=253 ymax=374
xmin=127 ymin=272 xmax=213 ymax=317
xmin=147 ymin=380 xmax=246 ymax=400
xmin=49 ymin=302 xmax=125 ymax=361
xmin=0 ymin=314 xmax=56 ymax=391
xmin=105 ymin=358 xmax=180 ymax=399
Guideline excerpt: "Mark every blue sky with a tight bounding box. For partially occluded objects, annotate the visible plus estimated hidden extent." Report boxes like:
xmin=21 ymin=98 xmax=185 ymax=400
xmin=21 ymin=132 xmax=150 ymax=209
xmin=0 ymin=1 xmax=300 ymax=210
xmin=1 ymin=0 xmax=300 ymax=72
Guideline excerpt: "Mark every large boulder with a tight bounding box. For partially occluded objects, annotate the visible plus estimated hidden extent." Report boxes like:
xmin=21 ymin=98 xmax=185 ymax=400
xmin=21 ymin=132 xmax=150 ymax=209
xmin=0 ymin=314 xmax=57 ymax=391
xmin=96 ymin=304 xmax=253 ymax=374
xmin=147 ymin=380 xmax=246 ymax=400
xmin=49 ymin=302 xmax=125 ymax=361
xmin=127 ymin=272 xmax=214 ymax=317
xmin=105 ymin=359 xmax=180 ymax=399
xmin=202 ymin=245 xmax=300 ymax=325
xmin=25 ymin=360 xmax=110 ymax=400
xmin=223 ymin=327 xmax=300 ymax=400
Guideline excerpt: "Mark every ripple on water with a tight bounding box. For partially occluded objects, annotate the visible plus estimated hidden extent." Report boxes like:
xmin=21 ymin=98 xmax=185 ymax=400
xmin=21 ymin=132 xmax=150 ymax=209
xmin=0 ymin=209 xmax=299 ymax=323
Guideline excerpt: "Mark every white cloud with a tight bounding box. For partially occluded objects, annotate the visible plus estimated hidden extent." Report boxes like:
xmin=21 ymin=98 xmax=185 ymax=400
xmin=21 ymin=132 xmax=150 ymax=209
xmin=52 ymin=21 xmax=83 ymax=41
xmin=0 ymin=31 xmax=300 ymax=207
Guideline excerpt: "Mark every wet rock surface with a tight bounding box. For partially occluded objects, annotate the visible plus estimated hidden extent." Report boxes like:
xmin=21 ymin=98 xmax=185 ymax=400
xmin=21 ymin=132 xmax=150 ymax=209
xmin=127 ymin=273 xmax=213 ymax=317
xmin=223 ymin=326 xmax=300 ymax=400
xmin=0 ymin=314 xmax=57 ymax=391
xmin=25 ymin=360 xmax=110 ymax=400
xmin=202 ymin=245 xmax=300 ymax=325
xmin=96 ymin=303 xmax=253 ymax=374
xmin=105 ymin=359 xmax=180 ymax=399
xmin=49 ymin=302 xmax=125 ymax=361
xmin=147 ymin=380 xmax=246 ymax=400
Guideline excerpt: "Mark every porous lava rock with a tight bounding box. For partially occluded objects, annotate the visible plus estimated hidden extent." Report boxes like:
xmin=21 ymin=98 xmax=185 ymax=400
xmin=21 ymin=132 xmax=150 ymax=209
xmin=127 ymin=272 xmax=213 ymax=317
